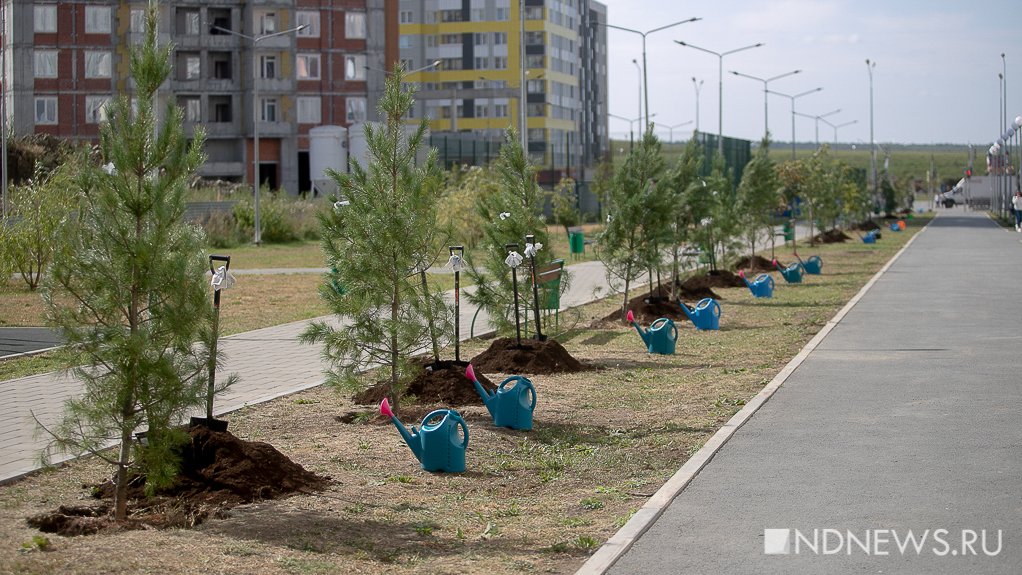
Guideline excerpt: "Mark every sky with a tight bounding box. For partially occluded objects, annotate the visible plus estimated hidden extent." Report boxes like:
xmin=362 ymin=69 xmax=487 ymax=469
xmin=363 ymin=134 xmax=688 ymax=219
xmin=598 ymin=0 xmax=1022 ymax=146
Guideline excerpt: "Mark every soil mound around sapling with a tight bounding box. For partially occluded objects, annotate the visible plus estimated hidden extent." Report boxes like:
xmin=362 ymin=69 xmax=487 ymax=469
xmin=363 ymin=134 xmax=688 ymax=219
xmin=599 ymin=286 xmax=688 ymax=324
xmin=733 ymin=255 xmax=774 ymax=272
xmin=681 ymin=270 xmax=745 ymax=291
xmin=812 ymin=229 xmax=851 ymax=244
xmin=471 ymin=337 xmax=585 ymax=375
xmin=353 ymin=358 xmax=495 ymax=408
xmin=852 ymin=219 xmax=880 ymax=231
xmin=28 ymin=426 xmax=328 ymax=536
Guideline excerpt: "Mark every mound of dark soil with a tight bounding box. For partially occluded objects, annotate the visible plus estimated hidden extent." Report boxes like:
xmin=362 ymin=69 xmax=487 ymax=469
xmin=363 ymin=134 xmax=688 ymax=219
xmin=353 ymin=358 xmax=495 ymax=407
xmin=600 ymin=286 xmax=689 ymax=324
xmin=812 ymin=229 xmax=851 ymax=244
xmin=852 ymin=219 xmax=880 ymax=231
xmin=681 ymin=269 xmax=745 ymax=290
xmin=28 ymin=426 xmax=329 ymax=536
xmin=733 ymin=255 xmax=774 ymax=272
xmin=470 ymin=337 xmax=585 ymax=375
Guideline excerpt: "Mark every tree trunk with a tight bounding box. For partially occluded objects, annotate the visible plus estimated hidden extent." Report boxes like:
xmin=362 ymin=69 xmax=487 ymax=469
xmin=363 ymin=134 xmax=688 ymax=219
xmin=621 ymin=261 xmax=632 ymax=319
xmin=391 ymin=274 xmax=399 ymax=399
xmin=114 ymin=428 xmax=132 ymax=520
xmin=419 ymin=270 xmax=440 ymax=364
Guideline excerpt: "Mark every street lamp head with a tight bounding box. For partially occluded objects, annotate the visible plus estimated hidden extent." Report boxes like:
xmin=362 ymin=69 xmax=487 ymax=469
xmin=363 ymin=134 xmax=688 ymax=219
xmin=1015 ymin=115 xmax=1022 ymax=128
xmin=675 ymin=40 xmax=688 ymax=47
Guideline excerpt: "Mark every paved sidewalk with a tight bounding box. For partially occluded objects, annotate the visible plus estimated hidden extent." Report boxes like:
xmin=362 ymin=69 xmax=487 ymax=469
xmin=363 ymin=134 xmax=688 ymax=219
xmin=601 ymin=209 xmax=1022 ymax=573
xmin=0 ymin=259 xmax=613 ymax=482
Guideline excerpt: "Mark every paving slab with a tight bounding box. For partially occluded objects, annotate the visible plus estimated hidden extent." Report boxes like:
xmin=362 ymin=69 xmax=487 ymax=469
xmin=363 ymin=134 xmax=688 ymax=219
xmin=604 ymin=210 xmax=1022 ymax=574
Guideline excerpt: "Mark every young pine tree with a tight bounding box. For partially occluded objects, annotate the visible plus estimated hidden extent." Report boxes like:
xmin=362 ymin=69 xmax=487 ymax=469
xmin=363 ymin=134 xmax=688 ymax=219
xmin=736 ymin=137 xmax=781 ymax=257
xmin=42 ymin=8 xmax=213 ymax=521
xmin=464 ymin=129 xmax=561 ymax=336
xmin=598 ymin=128 xmax=669 ymax=315
xmin=301 ymin=66 xmax=449 ymax=403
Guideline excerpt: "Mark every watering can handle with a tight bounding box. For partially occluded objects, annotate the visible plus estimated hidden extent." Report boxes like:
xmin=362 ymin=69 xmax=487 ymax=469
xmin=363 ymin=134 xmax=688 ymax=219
xmin=711 ymin=299 xmax=721 ymax=317
xmin=451 ymin=411 xmax=469 ymax=449
xmin=522 ymin=377 xmax=537 ymax=411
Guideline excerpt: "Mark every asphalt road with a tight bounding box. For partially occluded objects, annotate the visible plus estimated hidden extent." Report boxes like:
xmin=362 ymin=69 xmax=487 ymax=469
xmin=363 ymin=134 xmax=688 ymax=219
xmin=609 ymin=209 xmax=1022 ymax=574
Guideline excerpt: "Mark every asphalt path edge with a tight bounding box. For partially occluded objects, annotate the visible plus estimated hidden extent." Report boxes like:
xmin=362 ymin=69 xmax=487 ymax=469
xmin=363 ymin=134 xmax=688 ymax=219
xmin=574 ymin=218 xmax=934 ymax=575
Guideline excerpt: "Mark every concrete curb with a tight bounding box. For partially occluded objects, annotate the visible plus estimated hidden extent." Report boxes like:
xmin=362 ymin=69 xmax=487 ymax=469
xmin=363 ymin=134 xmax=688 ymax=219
xmin=574 ymin=219 xmax=934 ymax=575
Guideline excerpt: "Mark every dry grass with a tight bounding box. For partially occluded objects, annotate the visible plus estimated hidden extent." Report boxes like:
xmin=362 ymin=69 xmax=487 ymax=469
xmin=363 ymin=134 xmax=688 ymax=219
xmin=0 ymin=219 xmax=926 ymax=574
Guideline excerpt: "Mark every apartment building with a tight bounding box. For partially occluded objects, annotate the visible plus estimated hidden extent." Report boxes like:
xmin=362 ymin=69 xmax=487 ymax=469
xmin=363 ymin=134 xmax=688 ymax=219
xmin=2 ymin=0 xmax=396 ymax=194
xmin=396 ymin=0 xmax=608 ymax=189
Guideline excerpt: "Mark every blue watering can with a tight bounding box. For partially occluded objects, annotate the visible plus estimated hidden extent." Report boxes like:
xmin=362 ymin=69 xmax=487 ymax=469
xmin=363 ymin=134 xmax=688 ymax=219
xmin=862 ymin=230 xmax=878 ymax=244
xmin=773 ymin=258 xmax=804 ymax=284
xmin=680 ymin=297 xmax=721 ymax=331
xmin=380 ymin=398 xmax=468 ymax=473
xmin=627 ymin=310 xmax=678 ymax=355
xmin=466 ymin=364 xmax=536 ymax=430
xmin=794 ymin=252 xmax=823 ymax=275
xmin=738 ymin=270 xmax=774 ymax=298
xmin=889 ymin=222 xmax=901 ymax=232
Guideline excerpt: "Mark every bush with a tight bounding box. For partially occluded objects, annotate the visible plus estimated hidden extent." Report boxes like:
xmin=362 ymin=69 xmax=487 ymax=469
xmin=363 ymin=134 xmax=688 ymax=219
xmin=200 ymin=211 xmax=245 ymax=248
xmin=232 ymin=191 xmax=322 ymax=244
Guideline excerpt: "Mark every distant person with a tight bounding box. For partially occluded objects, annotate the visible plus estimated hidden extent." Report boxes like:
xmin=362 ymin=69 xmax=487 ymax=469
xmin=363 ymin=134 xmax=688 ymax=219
xmin=934 ymin=194 xmax=940 ymax=210
xmin=1013 ymin=190 xmax=1022 ymax=232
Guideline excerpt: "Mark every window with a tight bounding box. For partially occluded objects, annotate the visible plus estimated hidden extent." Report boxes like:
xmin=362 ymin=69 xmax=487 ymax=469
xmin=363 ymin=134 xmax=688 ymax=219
xmin=527 ymin=102 xmax=544 ymax=117
xmin=85 ymin=95 xmax=111 ymax=123
xmin=438 ymin=10 xmax=462 ymax=22
xmin=210 ymin=96 xmax=232 ymax=122
xmin=345 ymin=12 xmax=366 ymax=39
xmin=210 ymin=52 xmax=231 ymax=80
xmin=180 ymin=96 xmax=201 ymax=122
xmin=494 ymin=32 xmax=507 ymax=45
xmin=474 ymin=57 xmax=488 ymax=69
xmin=527 ymin=79 xmax=545 ymax=93
xmin=260 ymin=98 xmax=278 ymax=122
xmin=34 ymin=97 xmax=57 ymax=124
xmin=296 ymin=54 xmax=320 ymax=80
xmin=297 ymin=97 xmax=321 ymax=124
xmin=526 ymin=54 xmax=544 ymax=68
xmin=399 ymin=36 xmax=412 ymax=49
xmin=525 ymin=6 xmax=543 ymax=20
xmin=178 ymin=8 xmax=200 ymax=35
xmin=525 ymin=31 xmax=544 ymax=45
xmin=209 ymin=8 xmax=231 ymax=34
xmin=344 ymin=55 xmax=366 ymax=80
xmin=130 ymin=8 xmax=146 ymax=33
xmin=260 ymin=55 xmax=277 ymax=79
xmin=493 ymin=57 xmax=507 ymax=70
xmin=440 ymin=58 xmax=463 ymax=71
xmin=34 ymin=50 xmax=58 ymax=78
xmin=259 ymin=12 xmax=277 ymax=34
xmin=439 ymin=34 xmax=460 ymax=45
xmin=84 ymin=6 xmax=111 ymax=33
xmin=474 ymin=33 xmax=487 ymax=45
xmin=495 ymin=7 xmax=509 ymax=21
xmin=185 ymin=55 xmax=200 ymax=79
xmin=296 ymin=11 xmax=320 ymax=37
xmin=475 ymin=104 xmax=488 ymax=118
xmin=34 ymin=5 xmax=57 ymax=33
xmin=495 ymin=104 xmax=508 ymax=117
xmin=84 ymin=51 xmax=112 ymax=78
xmin=346 ymin=97 xmax=366 ymax=123
xmin=399 ymin=10 xmax=413 ymax=24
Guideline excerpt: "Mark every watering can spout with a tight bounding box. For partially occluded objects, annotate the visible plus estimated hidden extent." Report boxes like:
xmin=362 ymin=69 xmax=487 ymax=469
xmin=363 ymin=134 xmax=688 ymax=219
xmin=626 ymin=309 xmax=650 ymax=345
xmin=679 ymin=302 xmax=696 ymax=322
xmin=466 ymin=364 xmax=497 ymax=417
xmin=380 ymin=398 xmax=423 ymax=463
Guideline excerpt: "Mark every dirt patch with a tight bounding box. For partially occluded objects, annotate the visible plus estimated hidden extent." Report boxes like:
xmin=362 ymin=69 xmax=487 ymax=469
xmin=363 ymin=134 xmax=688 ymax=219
xmin=470 ymin=337 xmax=585 ymax=375
xmin=353 ymin=358 xmax=496 ymax=409
xmin=681 ymin=270 xmax=745 ymax=291
xmin=851 ymin=219 xmax=881 ymax=231
xmin=812 ymin=229 xmax=852 ymax=244
xmin=733 ymin=255 xmax=774 ymax=272
xmin=28 ymin=426 xmax=329 ymax=537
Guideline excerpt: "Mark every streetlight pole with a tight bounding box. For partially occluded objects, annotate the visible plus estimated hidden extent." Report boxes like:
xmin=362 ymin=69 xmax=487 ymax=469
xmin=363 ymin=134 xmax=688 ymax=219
xmin=866 ymin=59 xmax=877 ymax=211
xmin=213 ymin=24 xmax=306 ymax=245
xmin=794 ymin=108 xmax=840 ymax=147
xmin=675 ymin=40 xmax=764 ymax=156
xmin=604 ymin=17 xmax=700 ymax=130
xmin=766 ymin=87 xmax=822 ymax=160
xmin=632 ymin=59 xmax=643 ymax=134
xmin=610 ymin=112 xmax=655 ymax=153
xmin=820 ymin=118 xmax=857 ymax=144
xmin=665 ymin=120 xmax=693 ymax=143
xmin=729 ymin=68 xmax=800 ymax=140
xmin=692 ymin=77 xmax=703 ymax=132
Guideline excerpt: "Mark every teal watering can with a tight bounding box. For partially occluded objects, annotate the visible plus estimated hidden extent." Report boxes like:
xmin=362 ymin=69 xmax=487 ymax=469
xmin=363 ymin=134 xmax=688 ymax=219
xmin=889 ymin=222 xmax=901 ymax=232
xmin=862 ymin=230 xmax=878 ymax=244
xmin=627 ymin=310 xmax=678 ymax=355
xmin=795 ymin=252 xmax=823 ymax=275
xmin=380 ymin=398 xmax=468 ymax=473
xmin=680 ymin=297 xmax=721 ymax=331
xmin=738 ymin=270 xmax=774 ymax=298
xmin=773 ymin=258 xmax=804 ymax=284
xmin=466 ymin=364 xmax=536 ymax=430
